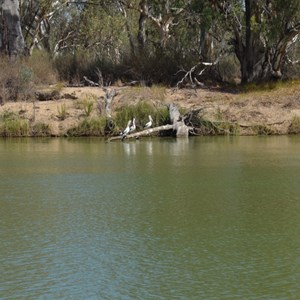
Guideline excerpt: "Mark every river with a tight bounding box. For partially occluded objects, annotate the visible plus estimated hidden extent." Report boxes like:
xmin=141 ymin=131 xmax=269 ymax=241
xmin=1 ymin=136 xmax=300 ymax=299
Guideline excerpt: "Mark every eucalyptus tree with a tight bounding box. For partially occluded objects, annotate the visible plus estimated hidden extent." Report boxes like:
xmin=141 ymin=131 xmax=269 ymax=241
xmin=209 ymin=0 xmax=300 ymax=83
xmin=0 ymin=0 xmax=25 ymax=55
xmin=20 ymin=0 xmax=72 ymax=54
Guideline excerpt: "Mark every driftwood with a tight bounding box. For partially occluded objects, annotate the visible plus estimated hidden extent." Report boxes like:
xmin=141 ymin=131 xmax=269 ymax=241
xmin=109 ymin=124 xmax=174 ymax=141
xmin=102 ymin=88 xmax=116 ymax=118
xmin=35 ymin=90 xmax=60 ymax=101
xmin=83 ymin=76 xmax=99 ymax=86
xmin=168 ymin=103 xmax=189 ymax=137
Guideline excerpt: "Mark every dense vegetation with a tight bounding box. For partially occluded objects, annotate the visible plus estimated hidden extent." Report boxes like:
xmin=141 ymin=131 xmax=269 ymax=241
xmin=0 ymin=0 xmax=300 ymax=87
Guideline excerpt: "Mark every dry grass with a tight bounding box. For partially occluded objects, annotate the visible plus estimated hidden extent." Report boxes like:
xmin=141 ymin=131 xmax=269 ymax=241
xmin=25 ymin=50 xmax=57 ymax=85
xmin=120 ymin=85 xmax=166 ymax=103
xmin=0 ymin=52 xmax=57 ymax=104
xmin=0 ymin=82 xmax=300 ymax=136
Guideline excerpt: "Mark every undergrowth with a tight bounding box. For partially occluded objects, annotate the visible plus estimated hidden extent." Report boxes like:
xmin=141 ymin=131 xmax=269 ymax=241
xmin=114 ymin=101 xmax=169 ymax=132
xmin=31 ymin=122 xmax=52 ymax=136
xmin=0 ymin=111 xmax=29 ymax=137
xmin=241 ymin=79 xmax=300 ymax=93
xmin=67 ymin=117 xmax=107 ymax=136
xmin=288 ymin=116 xmax=300 ymax=134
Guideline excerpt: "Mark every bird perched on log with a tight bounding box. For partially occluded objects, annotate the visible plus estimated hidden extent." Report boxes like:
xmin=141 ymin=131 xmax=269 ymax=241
xmin=121 ymin=120 xmax=131 ymax=141
xmin=129 ymin=118 xmax=136 ymax=133
xmin=144 ymin=115 xmax=153 ymax=129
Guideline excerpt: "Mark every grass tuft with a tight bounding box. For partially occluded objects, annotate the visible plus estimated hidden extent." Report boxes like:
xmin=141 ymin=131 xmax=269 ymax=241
xmin=57 ymin=103 xmax=67 ymax=120
xmin=67 ymin=117 xmax=106 ymax=136
xmin=114 ymin=101 xmax=169 ymax=132
xmin=0 ymin=111 xmax=29 ymax=137
xmin=31 ymin=122 xmax=52 ymax=136
xmin=253 ymin=124 xmax=274 ymax=135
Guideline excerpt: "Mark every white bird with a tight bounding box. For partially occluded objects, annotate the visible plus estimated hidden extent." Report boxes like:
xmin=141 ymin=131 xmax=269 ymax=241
xmin=144 ymin=115 xmax=153 ymax=129
xmin=121 ymin=120 xmax=131 ymax=136
xmin=129 ymin=118 xmax=136 ymax=133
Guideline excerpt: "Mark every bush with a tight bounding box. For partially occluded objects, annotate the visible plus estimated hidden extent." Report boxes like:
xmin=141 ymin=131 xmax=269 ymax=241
xmin=114 ymin=101 xmax=169 ymax=132
xmin=26 ymin=50 xmax=57 ymax=85
xmin=0 ymin=56 xmax=21 ymax=102
xmin=0 ymin=52 xmax=57 ymax=103
xmin=0 ymin=111 xmax=29 ymax=137
xmin=57 ymin=103 xmax=67 ymax=120
xmin=288 ymin=116 xmax=300 ymax=134
xmin=67 ymin=117 xmax=106 ymax=136
xmin=254 ymin=124 xmax=274 ymax=135
xmin=31 ymin=122 xmax=52 ymax=136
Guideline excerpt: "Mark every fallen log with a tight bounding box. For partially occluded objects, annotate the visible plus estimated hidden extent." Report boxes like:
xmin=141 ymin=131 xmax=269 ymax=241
xmin=109 ymin=124 xmax=174 ymax=141
xmin=35 ymin=90 xmax=60 ymax=101
xmin=109 ymin=103 xmax=192 ymax=141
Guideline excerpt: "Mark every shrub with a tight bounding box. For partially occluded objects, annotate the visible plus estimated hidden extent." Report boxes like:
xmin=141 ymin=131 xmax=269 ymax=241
xmin=0 ymin=56 xmax=21 ymax=102
xmin=114 ymin=101 xmax=169 ymax=132
xmin=67 ymin=117 xmax=106 ymax=136
xmin=57 ymin=103 xmax=67 ymax=120
xmin=288 ymin=116 xmax=300 ymax=134
xmin=26 ymin=50 xmax=57 ymax=85
xmin=0 ymin=52 xmax=57 ymax=103
xmin=83 ymin=100 xmax=94 ymax=117
xmin=254 ymin=124 xmax=274 ymax=135
xmin=31 ymin=122 xmax=52 ymax=136
xmin=0 ymin=111 xmax=29 ymax=137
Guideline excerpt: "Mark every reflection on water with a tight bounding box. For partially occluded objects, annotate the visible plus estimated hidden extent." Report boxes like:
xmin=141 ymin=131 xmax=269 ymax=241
xmin=1 ymin=136 xmax=300 ymax=299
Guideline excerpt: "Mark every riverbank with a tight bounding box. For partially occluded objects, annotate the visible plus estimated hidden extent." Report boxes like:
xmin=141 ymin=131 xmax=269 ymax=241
xmin=1 ymin=82 xmax=300 ymax=137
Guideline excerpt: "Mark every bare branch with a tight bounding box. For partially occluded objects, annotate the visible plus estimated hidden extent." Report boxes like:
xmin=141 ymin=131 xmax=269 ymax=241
xmin=83 ymin=76 xmax=99 ymax=86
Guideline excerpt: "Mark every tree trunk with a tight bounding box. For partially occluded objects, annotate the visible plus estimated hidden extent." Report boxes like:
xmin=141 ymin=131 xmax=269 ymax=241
xmin=199 ymin=27 xmax=213 ymax=61
xmin=233 ymin=1 xmax=300 ymax=83
xmin=169 ymin=103 xmax=189 ymax=137
xmin=0 ymin=0 xmax=25 ymax=56
xmin=238 ymin=0 xmax=265 ymax=83
xmin=137 ymin=0 xmax=147 ymax=51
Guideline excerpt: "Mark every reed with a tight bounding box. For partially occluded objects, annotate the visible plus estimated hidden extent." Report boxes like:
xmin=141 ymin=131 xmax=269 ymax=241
xmin=114 ymin=101 xmax=169 ymax=132
xmin=31 ymin=122 xmax=52 ymax=137
xmin=67 ymin=117 xmax=106 ymax=136
xmin=0 ymin=111 xmax=29 ymax=137
xmin=57 ymin=103 xmax=67 ymax=120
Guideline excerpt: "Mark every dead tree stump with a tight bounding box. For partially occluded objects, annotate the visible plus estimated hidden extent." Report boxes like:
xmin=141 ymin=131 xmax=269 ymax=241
xmin=169 ymin=103 xmax=189 ymax=137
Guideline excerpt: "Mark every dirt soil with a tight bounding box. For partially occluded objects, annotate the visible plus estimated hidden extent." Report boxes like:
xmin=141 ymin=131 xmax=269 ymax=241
xmin=1 ymin=84 xmax=300 ymax=136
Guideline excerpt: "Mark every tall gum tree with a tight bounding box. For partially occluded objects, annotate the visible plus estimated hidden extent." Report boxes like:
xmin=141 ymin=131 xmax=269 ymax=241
xmin=210 ymin=0 xmax=300 ymax=83
xmin=0 ymin=0 xmax=25 ymax=55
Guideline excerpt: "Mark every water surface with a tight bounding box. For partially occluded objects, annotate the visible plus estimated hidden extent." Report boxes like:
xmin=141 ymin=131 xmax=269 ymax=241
xmin=1 ymin=136 xmax=300 ymax=299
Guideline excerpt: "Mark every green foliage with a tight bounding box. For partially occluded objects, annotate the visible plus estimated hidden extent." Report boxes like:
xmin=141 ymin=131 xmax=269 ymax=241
xmin=74 ymin=94 xmax=96 ymax=117
xmin=253 ymin=125 xmax=274 ymax=135
xmin=114 ymin=101 xmax=169 ymax=132
xmin=83 ymin=100 xmax=94 ymax=117
xmin=19 ymin=65 xmax=33 ymax=89
xmin=31 ymin=122 xmax=52 ymax=137
xmin=67 ymin=117 xmax=106 ymax=136
xmin=191 ymin=117 xmax=239 ymax=136
xmin=0 ymin=111 xmax=29 ymax=137
xmin=57 ymin=103 xmax=67 ymax=120
xmin=10 ymin=0 xmax=300 ymax=86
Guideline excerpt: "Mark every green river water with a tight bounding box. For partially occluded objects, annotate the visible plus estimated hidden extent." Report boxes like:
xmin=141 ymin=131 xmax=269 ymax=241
xmin=0 ymin=136 xmax=300 ymax=299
